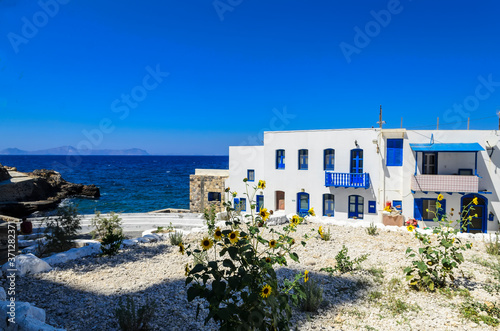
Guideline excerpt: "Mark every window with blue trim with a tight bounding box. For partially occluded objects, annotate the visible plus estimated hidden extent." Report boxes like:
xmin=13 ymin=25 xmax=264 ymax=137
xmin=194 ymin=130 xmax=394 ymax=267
xmin=256 ymin=195 xmax=264 ymax=212
xmin=207 ymin=192 xmax=221 ymax=202
xmin=298 ymin=149 xmax=308 ymax=170
xmin=276 ymin=149 xmax=285 ymax=169
xmin=350 ymin=149 xmax=363 ymax=173
xmin=386 ymin=139 xmax=403 ymax=166
xmin=324 ymin=149 xmax=335 ymax=170
xmin=239 ymin=198 xmax=246 ymax=212
xmin=323 ymin=194 xmax=334 ymax=216
xmin=247 ymin=169 xmax=255 ymax=181
xmin=414 ymin=198 xmax=446 ymax=221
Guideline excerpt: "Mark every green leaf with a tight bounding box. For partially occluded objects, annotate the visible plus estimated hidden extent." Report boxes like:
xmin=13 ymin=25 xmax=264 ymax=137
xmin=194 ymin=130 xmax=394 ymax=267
xmin=405 ymin=247 xmax=413 ymax=254
xmin=416 ymin=261 xmax=428 ymax=273
xmin=301 ymin=241 xmax=306 ymax=247
xmin=289 ymin=252 xmax=299 ymax=262
xmin=191 ymin=263 xmax=205 ymax=274
xmin=228 ymin=246 xmax=238 ymax=260
xmin=428 ymin=282 xmax=434 ymax=291
xmin=223 ymin=259 xmax=235 ymax=269
xmin=187 ymin=286 xmax=200 ymax=301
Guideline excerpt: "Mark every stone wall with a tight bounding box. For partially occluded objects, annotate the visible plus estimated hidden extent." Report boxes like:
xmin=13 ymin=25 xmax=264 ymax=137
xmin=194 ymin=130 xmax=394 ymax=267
xmin=190 ymin=173 xmax=228 ymax=213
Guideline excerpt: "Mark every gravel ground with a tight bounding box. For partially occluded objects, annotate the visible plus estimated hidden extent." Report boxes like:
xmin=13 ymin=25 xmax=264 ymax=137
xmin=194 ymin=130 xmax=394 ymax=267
xmin=5 ymin=221 xmax=500 ymax=330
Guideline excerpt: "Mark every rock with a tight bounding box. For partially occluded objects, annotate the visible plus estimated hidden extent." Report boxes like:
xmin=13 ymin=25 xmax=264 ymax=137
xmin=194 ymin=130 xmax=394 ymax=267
xmin=0 ymin=163 xmax=11 ymax=182
xmin=0 ymin=300 xmax=63 ymax=331
xmin=2 ymin=253 xmax=52 ymax=276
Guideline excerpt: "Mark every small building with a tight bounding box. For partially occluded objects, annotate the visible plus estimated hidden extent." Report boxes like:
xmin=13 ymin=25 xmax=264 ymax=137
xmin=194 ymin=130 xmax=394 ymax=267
xmin=189 ymin=169 xmax=229 ymax=213
xmin=226 ymin=128 xmax=500 ymax=233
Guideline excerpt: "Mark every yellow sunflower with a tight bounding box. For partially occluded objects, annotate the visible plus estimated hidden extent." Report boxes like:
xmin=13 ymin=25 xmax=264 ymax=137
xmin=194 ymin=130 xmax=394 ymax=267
xmin=436 ymin=202 xmax=441 ymax=209
xmin=184 ymin=264 xmax=190 ymax=276
xmin=437 ymin=194 xmax=444 ymax=201
xmin=269 ymin=239 xmax=277 ymax=249
xmin=318 ymin=226 xmax=324 ymax=236
xmin=228 ymin=230 xmax=239 ymax=244
xmin=261 ymin=284 xmax=272 ymax=298
xmin=265 ymin=257 xmax=271 ymax=263
xmin=257 ymin=180 xmax=266 ymax=189
xmin=178 ymin=242 xmax=185 ymax=255
xmin=304 ymin=270 xmax=309 ymax=283
xmin=291 ymin=215 xmax=300 ymax=227
xmin=214 ymin=227 xmax=223 ymax=241
xmin=308 ymin=208 xmax=315 ymax=216
xmin=407 ymin=225 xmax=415 ymax=232
xmin=259 ymin=208 xmax=270 ymax=221
xmin=201 ymin=237 xmax=213 ymax=250
xmin=472 ymin=197 xmax=478 ymax=205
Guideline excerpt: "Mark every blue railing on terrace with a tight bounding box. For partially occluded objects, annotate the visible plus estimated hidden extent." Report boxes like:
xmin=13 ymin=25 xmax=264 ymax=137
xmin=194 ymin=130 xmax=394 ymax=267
xmin=325 ymin=172 xmax=370 ymax=188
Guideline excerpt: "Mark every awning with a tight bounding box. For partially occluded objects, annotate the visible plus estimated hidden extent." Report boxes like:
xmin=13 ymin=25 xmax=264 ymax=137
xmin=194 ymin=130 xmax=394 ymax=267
xmin=409 ymin=143 xmax=484 ymax=152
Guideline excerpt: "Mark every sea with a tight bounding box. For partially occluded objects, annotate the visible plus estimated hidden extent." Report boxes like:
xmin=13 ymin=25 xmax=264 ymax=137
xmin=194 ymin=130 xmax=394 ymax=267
xmin=0 ymin=155 xmax=229 ymax=215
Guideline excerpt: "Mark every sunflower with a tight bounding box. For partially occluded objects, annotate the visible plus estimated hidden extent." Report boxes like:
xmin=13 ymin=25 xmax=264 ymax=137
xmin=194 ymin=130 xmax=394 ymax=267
xmin=407 ymin=225 xmax=415 ymax=232
xmin=318 ymin=226 xmax=323 ymax=236
xmin=291 ymin=215 xmax=300 ymax=227
xmin=184 ymin=264 xmax=190 ymax=276
xmin=261 ymin=284 xmax=272 ymax=298
xmin=436 ymin=202 xmax=441 ymax=209
xmin=228 ymin=230 xmax=239 ymax=244
xmin=225 ymin=187 xmax=230 ymax=192
xmin=472 ymin=197 xmax=478 ymax=205
xmin=265 ymin=257 xmax=271 ymax=263
xmin=437 ymin=194 xmax=444 ymax=201
xmin=308 ymin=208 xmax=315 ymax=216
xmin=257 ymin=180 xmax=266 ymax=189
xmin=232 ymin=192 xmax=237 ymax=197
xmin=178 ymin=242 xmax=185 ymax=255
xmin=201 ymin=237 xmax=213 ymax=250
xmin=269 ymin=239 xmax=277 ymax=249
xmin=214 ymin=227 xmax=223 ymax=241
xmin=259 ymin=208 xmax=270 ymax=221
xmin=427 ymin=261 xmax=433 ymax=266
xmin=304 ymin=270 xmax=309 ymax=283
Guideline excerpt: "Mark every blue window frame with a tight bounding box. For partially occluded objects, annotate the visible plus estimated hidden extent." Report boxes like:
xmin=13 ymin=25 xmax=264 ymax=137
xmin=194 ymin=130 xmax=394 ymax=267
xmin=239 ymin=198 xmax=247 ymax=212
xmin=323 ymin=194 xmax=334 ymax=216
xmin=387 ymin=139 xmax=403 ymax=166
xmin=350 ymin=149 xmax=363 ymax=173
xmin=368 ymin=201 xmax=376 ymax=213
xmin=276 ymin=149 xmax=285 ymax=169
xmin=461 ymin=194 xmax=487 ymax=233
xmin=392 ymin=200 xmax=402 ymax=211
xmin=247 ymin=169 xmax=255 ymax=182
xmin=256 ymin=195 xmax=264 ymax=212
xmin=348 ymin=195 xmax=364 ymax=219
xmin=297 ymin=192 xmax=309 ymax=216
xmin=208 ymin=192 xmax=221 ymax=202
xmin=414 ymin=198 xmax=446 ymax=221
xmin=298 ymin=149 xmax=308 ymax=170
xmin=324 ymin=149 xmax=335 ymax=170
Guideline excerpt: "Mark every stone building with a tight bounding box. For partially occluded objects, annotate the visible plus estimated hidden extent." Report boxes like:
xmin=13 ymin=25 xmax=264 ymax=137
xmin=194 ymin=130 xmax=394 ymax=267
xmin=189 ymin=169 xmax=229 ymax=213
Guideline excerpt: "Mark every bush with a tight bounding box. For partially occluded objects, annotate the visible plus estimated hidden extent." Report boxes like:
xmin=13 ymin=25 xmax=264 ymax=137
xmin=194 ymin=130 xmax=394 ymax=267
xmin=366 ymin=222 xmax=378 ymax=236
xmin=404 ymin=195 xmax=474 ymax=291
xmin=460 ymin=299 xmax=500 ymax=327
xmin=43 ymin=206 xmax=82 ymax=254
xmin=115 ymin=296 xmax=156 ymax=331
xmin=318 ymin=226 xmax=331 ymax=241
xmin=486 ymin=233 xmax=500 ymax=256
xmin=91 ymin=212 xmax=122 ymax=239
xmin=321 ymin=245 xmax=368 ymax=274
xmin=203 ymin=204 xmax=217 ymax=236
xmin=101 ymin=227 xmax=125 ymax=256
xmin=299 ymin=278 xmax=323 ymax=312
xmin=185 ymin=179 xmax=314 ymax=330
xmin=168 ymin=231 xmax=183 ymax=246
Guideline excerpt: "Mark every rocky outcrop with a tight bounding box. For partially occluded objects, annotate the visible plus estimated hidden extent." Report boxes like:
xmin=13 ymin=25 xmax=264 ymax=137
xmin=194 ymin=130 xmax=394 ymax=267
xmin=0 ymin=167 xmax=100 ymax=217
xmin=0 ymin=164 xmax=10 ymax=182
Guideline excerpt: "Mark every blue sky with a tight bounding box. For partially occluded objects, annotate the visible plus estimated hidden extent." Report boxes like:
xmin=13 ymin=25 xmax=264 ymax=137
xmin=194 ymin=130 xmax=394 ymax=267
xmin=0 ymin=0 xmax=499 ymax=155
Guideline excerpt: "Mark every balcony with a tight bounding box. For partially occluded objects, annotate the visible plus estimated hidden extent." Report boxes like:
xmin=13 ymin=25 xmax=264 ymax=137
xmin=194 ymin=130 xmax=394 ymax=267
xmin=411 ymin=175 xmax=478 ymax=193
xmin=325 ymin=172 xmax=370 ymax=188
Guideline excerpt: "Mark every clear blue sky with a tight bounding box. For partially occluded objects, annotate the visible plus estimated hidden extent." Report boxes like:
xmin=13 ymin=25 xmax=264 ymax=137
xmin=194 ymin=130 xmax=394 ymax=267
xmin=1 ymin=0 xmax=499 ymax=155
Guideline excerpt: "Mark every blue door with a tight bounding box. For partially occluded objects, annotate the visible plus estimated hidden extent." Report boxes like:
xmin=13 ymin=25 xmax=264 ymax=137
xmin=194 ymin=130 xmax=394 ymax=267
xmin=256 ymin=195 xmax=264 ymax=212
xmin=297 ymin=192 xmax=309 ymax=217
xmin=461 ymin=194 xmax=487 ymax=233
xmin=348 ymin=195 xmax=364 ymax=219
xmin=323 ymin=194 xmax=334 ymax=216
xmin=350 ymin=149 xmax=363 ymax=185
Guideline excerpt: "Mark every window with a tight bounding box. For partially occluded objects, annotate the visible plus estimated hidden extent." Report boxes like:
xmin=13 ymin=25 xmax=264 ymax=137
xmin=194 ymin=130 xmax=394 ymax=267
xmin=256 ymin=195 xmax=264 ymax=212
xmin=386 ymin=139 xmax=403 ymax=166
xmin=247 ymin=169 xmax=255 ymax=181
xmin=324 ymin=149 xmax=335 ymax=170
xmin=276 ymin=149 xmax=285 ymax=169
xmin=298 ymin=149 xmax=308 ymax=170
xmin=350 ymin=149 xmax=363 ymax=173
xmin=458 ymin=169 xmax=473 ymax=176
xmin=239 ymin=198 xmax=247 ymax=212
xmin=348 ymin=195 xmax=364 ymax=219
xmin=422 ymin=152 xmax=437 ymax=174
xmin=275 ymin=191 xmax=285 ymax=210
xmin=414 ymin=198 xmax=446 ymax=221
xmin=297 ymin=192 xmax=309 ymax=216
xmin=323 ymin=194 xmax=334 ymax=216
xmin=207 ymin=192 xmax=221 ymax=202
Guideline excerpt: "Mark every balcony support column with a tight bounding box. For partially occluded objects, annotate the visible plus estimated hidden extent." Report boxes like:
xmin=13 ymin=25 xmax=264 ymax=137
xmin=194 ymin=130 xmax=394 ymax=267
xmin=475 ymin=151 xmax=478 ymax=176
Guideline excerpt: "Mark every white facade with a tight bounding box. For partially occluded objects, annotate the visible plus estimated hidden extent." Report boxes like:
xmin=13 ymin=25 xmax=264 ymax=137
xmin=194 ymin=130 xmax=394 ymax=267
xmin=227 ymin=128 xmax=500 ymax=233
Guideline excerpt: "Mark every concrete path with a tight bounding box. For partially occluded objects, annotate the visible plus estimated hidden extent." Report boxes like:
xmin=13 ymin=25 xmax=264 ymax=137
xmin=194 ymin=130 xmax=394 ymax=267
xmin=28 ymin=212 xmax=207 ymax=234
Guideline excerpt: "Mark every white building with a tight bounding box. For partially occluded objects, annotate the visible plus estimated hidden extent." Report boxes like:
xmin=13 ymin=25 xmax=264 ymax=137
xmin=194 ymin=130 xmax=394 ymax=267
xmin=227 ymin=128 xmax=500 ymax=233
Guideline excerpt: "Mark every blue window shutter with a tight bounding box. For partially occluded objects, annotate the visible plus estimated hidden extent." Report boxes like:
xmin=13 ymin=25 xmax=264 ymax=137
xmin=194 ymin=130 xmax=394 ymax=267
xmin=387 ymin=139 xmax=403 ymax=166
xmin=414 ymin=198 xmax=423 ymax=220
xmin=368 ymin=201 xmax=376 ymax=213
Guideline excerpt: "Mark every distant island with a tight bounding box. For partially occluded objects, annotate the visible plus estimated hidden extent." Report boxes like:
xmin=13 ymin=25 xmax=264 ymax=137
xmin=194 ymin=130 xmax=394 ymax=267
xmin=0 ymin=146 xmax=149 ymax=156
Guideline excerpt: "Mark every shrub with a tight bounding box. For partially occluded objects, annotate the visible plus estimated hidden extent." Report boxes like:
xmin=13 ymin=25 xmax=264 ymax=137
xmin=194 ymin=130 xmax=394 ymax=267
xmin=185 ymin=179 xmax=314 ymax=330
xmin=91 ymin=212 xmax=122 ymax=239
xmin=101 ymin=227 xmax=125 ymax=256
xmin=321 ymin=245 xmax=368 ymax=274
xmin=115 ymin=296 xmax=156 ymax=331
xmin=404 ymin=195 xmax=474 ymax=291
xmin=318 ymin=226 xmax=331 ymax=241
xmin=44 ymin=206 xmax=81 ymax=253
xmin=203 ymin=204 xmax=217 ymax=236
xmin=300 ymin=278 xmax=323 ymax=312
xmin=168 ymin=231 xmax=183 ymax=246
xmin=459 ymin=299 xmax=500 ymax=327
xmin=486 ymin=233 xmax=500 ymax=256
xmin=366 ymin=222 xmax=378 ymax=236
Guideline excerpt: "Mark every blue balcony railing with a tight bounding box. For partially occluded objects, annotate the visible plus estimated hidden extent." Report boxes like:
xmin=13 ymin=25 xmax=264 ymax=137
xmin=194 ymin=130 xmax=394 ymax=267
xmin=325 ymin=172 xmax=370 ymax=188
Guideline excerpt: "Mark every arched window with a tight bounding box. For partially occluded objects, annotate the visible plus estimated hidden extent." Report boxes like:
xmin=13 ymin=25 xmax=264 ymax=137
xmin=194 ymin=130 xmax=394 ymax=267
xmin=324 ymin=149 xmax=334 ymax=170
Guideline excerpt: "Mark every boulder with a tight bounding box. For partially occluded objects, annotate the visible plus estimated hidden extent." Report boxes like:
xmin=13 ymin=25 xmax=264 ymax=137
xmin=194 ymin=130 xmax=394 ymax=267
xmin=2 ymin=253 xmax=52 ymax=277
xmin=0 ymin=300 xmax=64 ymax=331
xmin=0 ymin=164 xmax=11 ymax=182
